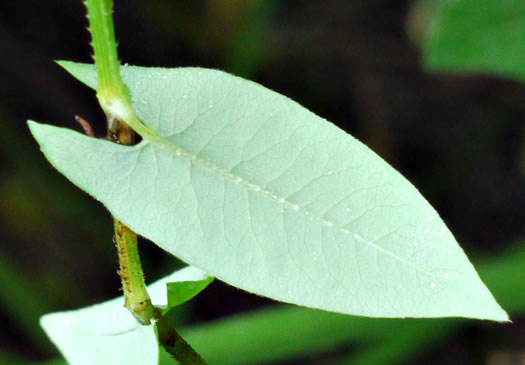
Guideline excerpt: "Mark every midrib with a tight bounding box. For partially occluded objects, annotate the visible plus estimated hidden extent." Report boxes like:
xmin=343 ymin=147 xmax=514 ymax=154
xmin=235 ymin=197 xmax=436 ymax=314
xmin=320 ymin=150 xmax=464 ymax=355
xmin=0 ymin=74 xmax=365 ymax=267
xmin=140 ymin=130 xmax=439 ymax=280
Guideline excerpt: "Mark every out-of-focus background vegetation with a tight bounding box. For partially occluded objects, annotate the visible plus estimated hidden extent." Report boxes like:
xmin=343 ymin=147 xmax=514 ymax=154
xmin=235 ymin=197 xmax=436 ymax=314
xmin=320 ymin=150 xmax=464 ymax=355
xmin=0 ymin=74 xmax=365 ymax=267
xmin=0 ymin=0 xmax=524 ymax=364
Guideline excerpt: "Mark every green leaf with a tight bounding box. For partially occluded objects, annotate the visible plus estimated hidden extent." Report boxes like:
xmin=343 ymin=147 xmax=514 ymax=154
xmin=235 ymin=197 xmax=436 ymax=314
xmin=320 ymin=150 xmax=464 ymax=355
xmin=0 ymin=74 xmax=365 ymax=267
xmin=40 ymin=266 xmax=209 ymax=365
xmin=30 ymin=62 xmax=508 ymax=321
xmin=422 ymin=0 xmax=525 ymax=82
xmin=167 ymin=277 xmax=214 ymax=310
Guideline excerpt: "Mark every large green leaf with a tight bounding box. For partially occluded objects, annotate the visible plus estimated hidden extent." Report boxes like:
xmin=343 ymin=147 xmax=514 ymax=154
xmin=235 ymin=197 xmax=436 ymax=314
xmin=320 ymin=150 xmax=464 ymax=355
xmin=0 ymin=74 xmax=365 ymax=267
xmin=40 ymin=266 xmax=210 ymax=365
xmin=422 ymin=0 xmax=525 ymax=82
xmin=29 ymin=61 xmax=507 ymax=321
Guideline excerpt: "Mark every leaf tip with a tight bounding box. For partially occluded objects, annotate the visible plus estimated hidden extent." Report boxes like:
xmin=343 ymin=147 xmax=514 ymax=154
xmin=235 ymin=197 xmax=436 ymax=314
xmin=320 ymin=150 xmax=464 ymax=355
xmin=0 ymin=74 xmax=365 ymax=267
xmin=488 ymin=309 xmax=511 ymax=323
xmin=56 ymin=60 xmax=82 ymax=76
xmin=27 ymin=120 xmax=48 ymax=144
xmin=39 ymin=312 xmax=60 ymax=341
xmin=55 ymin=59 xmax=69 ymax=68
xmin=55 ymin=60 xmax=98 ymax=89
xmin=469 ymin=299 xmax=510 ymax=323
xmin=27 ymin=119 xmax=41 ymax=137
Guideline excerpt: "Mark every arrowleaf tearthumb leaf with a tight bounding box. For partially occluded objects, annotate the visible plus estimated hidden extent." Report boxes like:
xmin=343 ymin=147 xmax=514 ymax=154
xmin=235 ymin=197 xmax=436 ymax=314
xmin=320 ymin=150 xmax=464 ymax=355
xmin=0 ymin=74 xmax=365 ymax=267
xmin=30 ymin=62 xmax=508 ymax=321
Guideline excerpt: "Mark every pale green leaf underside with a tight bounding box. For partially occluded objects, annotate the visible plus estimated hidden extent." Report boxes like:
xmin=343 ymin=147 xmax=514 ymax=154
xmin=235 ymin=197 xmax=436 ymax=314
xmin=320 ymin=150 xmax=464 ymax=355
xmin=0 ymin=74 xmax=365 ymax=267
xmin=40 ymin=266 xmax=210 ymax=365
xmin=31 ymin=61 xmax=507 ymax=321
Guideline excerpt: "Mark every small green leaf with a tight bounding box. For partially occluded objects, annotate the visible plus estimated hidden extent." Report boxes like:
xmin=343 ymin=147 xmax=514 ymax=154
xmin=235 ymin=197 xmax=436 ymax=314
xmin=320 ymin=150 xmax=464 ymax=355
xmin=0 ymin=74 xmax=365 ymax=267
xmin=40 ymin=266 xmax=209 ymax=365
xmin=167 ymin=277 xmax=214 ymax=310
xmin=31 ymin=62 xmax=508 ymax=321
xmin=423 ymin=0 xmax=525 ymax=82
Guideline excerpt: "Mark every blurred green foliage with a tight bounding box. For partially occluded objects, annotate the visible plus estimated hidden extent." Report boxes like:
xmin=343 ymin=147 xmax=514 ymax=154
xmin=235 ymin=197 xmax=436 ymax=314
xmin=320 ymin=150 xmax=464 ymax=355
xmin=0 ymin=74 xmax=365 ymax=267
xmin=422 ymin=0 xmax=525 ymax=82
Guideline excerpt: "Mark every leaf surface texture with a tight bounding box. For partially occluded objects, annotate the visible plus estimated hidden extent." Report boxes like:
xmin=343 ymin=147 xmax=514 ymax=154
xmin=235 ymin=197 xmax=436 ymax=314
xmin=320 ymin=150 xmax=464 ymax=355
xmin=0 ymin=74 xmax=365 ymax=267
xmin=30 ymin=62 xmax=507 ymax=320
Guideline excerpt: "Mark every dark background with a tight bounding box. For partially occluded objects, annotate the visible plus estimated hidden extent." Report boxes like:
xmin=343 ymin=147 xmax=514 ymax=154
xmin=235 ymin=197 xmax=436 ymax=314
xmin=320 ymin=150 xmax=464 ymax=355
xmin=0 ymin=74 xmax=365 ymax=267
xmin=0 ymin=0 xmax=524 ymax=364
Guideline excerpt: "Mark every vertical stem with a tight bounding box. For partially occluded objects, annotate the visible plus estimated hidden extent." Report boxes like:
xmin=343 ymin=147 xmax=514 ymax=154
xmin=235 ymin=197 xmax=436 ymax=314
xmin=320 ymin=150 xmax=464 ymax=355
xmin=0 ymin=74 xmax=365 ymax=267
xmin=85 ymin=0 xmax=154 ymax=325
xmin=83 ymin=0 xmax=207 ymax=363
xmin=84 ymin=0 xmax=154 ymax=140
xmin=85 ymin=0 xmax=131 ymax=121
xmin=86 ymin=0 xmax=153 ymax=320
xmin=114 ymin=220 xmax=156 ymax=325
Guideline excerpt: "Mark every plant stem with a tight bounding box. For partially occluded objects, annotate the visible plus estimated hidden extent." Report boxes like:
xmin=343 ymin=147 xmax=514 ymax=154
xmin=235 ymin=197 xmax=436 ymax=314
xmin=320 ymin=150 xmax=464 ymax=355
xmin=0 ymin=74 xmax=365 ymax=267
xmin=113 ymin=219 xmax=155 ymax=325
xmin=84 ymin=0 xmax=155 ymax=140
xmin=84 ymin=0 xmax=207 ymax=363
xmin=157 ymin=317 xmax=208 ymax=364
xmin=84 ymin=0 xmax=130 ymax=125
xmin=85 ymin=0 xmax=154 ymax=324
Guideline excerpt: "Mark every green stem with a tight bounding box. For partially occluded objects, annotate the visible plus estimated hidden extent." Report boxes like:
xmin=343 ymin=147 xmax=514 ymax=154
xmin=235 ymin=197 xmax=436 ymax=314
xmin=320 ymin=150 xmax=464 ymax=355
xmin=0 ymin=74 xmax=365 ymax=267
xmin=113 ymin=220 xmax=156 ymax=325
xmin=84 ymin=0 xmax=127 ymax=105
xmin=84 ymin=0 xmax=154 ymax=325
xmin=84 ymin=0 xmax=155 ymax=140
xmin=157 ymin=317 xmax=208 ymax=365
xmin=84 ymin=0 xmax=207 ymax=363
